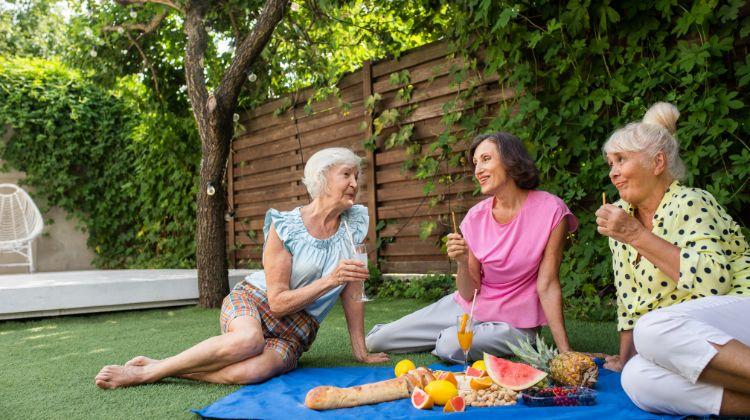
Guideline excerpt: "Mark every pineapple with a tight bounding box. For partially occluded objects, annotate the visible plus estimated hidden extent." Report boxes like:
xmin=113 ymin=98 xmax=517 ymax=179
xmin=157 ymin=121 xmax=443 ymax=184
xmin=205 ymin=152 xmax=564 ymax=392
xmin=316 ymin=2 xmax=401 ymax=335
xmin=508 ymin=334 xmax=598 ymax=388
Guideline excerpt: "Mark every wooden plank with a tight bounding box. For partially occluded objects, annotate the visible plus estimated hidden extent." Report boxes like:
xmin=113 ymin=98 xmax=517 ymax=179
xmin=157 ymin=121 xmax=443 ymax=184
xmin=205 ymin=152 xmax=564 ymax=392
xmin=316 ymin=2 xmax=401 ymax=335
xmin=232 ymin=151 xmax=301 ymax=177
xmin=381 ymin=260 xmax=452 ymax=274
xmin=376 ymin=72 xmax=501 ymax=110
xmin=376 ymin=164 xmax=472 ymax=185
xmin=373 ymin=56 xmax=499 ymax=96
xmin=380 ymin=241 xmax=444 ymax=256
xmin=227 ymin=150 xmax=236 ymax=269
xmin=377 ymin=179 xmax=476 ymax=202
xmin=235 ymin=103 xmax=365 ymax=150
xmin=245 ymin=85 xmax=364 ymax=135
xmin=234 ymin=118 xmax=365 ymax=159
xmin=236 ymin=199 xmax=301 ymax=218
xmin=372 ymin=42 xmax=449 ymax=78
xmin=234 ymin=184 xmax=309 ymax=205
xmin=234 ymin=169 xmax=303 ymax=191
xmin=378 ymin=201 xmax=477 ymax=220
xmin=362 ymin=60 xmax=379 ymax=265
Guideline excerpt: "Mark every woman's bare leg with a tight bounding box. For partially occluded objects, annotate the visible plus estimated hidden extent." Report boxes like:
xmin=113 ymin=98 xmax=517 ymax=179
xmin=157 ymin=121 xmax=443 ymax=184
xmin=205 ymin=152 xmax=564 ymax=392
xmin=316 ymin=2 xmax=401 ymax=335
xmin=699 ymin=340 xmax=750 ymax=394
xmin=720 ymin=389 xmax=750 ymax=416
xmin=95 ymin=317 xmax=264 ymax=389
xmin=181 ymin=347 xmax=287 ymax=384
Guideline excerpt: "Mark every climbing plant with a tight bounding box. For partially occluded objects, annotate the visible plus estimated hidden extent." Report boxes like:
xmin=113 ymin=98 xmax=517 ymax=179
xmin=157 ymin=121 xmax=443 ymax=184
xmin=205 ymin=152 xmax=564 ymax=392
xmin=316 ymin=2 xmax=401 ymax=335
xmin=365 ymin=0 xmax=749 ymax=320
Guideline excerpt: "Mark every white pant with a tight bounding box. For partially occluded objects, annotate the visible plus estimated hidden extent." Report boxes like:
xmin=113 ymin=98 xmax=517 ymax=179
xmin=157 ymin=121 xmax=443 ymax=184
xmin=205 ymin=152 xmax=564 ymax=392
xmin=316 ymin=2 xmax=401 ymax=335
xmin=621 ymin=295 xmax=750 ymax=415
xmin=365 ymin=294 xmax=536 ymax=363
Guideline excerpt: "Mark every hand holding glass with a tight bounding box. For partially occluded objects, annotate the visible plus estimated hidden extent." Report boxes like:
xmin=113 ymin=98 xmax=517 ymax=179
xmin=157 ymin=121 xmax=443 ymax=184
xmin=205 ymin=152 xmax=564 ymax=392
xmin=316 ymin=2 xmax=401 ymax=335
xmin=457 ymin=314 xmax=474 ymax=371
xmin=352 ymin=243 xmax=372 ymax=302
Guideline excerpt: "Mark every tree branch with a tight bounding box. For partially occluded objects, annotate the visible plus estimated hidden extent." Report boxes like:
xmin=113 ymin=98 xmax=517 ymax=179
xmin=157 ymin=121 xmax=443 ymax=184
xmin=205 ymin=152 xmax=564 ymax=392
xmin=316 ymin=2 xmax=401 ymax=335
xmin=124 ymin=31 xmax=162 ymax=100
xmin=184 ymin=0 xmax=210 ymax=129
xmin=115 ymin=0 xmax=183 ymax=13
xmin=215 ymin=0 xmax=289 ymax=111
xmin=103 ymin=8 xmax=168 ymax=35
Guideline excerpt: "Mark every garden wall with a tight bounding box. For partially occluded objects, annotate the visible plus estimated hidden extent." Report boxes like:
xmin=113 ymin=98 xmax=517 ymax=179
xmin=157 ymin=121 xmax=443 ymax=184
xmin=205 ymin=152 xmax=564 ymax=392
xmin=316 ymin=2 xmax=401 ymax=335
xmin=230 ymin=41 xmax=502 ymax=273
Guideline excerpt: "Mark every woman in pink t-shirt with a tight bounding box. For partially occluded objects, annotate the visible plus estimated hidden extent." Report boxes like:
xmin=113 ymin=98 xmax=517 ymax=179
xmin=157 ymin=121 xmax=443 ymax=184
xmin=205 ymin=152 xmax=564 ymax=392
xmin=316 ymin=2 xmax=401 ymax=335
xmin=366 ymin=132 xmax=578 ymax=363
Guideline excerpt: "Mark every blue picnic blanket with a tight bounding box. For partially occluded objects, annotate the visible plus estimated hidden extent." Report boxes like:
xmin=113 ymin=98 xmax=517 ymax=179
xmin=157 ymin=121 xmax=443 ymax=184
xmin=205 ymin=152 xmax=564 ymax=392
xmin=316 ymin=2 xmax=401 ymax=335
xmin=193 ymin=362 xmax=677 ymax=419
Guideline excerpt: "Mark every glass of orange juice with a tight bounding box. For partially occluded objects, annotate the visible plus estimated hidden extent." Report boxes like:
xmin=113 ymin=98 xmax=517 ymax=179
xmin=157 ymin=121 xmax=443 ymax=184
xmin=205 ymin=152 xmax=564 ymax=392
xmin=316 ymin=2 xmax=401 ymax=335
xmin=456 ymin=314 xmax=474 ymax=372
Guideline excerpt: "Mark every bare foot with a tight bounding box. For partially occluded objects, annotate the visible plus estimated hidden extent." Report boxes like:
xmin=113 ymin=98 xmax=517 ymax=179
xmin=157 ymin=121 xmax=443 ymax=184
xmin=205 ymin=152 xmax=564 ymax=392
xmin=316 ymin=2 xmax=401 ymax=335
xmin=125 ymin=356 xmax=161 ymax=367
xmin=94 ymin=364 xmax=158 ymax=389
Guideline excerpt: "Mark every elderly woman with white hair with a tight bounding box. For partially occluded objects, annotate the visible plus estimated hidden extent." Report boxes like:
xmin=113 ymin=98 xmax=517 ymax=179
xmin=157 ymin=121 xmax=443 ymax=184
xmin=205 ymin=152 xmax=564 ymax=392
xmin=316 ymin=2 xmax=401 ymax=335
xmin=95 ymin=147 xmax=388 ymax=389
xmin=595 ymin=102 xmax=750 ymax=415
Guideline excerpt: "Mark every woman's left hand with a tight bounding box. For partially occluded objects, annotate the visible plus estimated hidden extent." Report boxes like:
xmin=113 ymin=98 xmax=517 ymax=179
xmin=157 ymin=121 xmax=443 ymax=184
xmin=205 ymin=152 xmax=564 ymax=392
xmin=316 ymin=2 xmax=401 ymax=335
xmin=595 ymin=204 xmax=646 ymax=245
xmin=355 ymin=351 xmax=389 ymax=364
xmin=603 ymin=354 xmax=624 ymax=372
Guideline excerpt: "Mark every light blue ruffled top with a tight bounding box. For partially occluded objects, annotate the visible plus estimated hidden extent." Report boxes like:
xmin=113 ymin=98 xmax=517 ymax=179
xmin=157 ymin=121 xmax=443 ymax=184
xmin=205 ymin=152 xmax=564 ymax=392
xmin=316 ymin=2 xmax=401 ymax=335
xmin=244 ymin=204 xmax=369 ymax=322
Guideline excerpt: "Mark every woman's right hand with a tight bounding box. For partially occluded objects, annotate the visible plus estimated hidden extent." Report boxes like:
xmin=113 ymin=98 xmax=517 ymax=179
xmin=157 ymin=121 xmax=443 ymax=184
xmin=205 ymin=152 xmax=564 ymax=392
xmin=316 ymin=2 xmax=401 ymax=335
xmin=327 ymin=259 xmax=369 ymax=288
xmin=446 ymin=233 xmax=469 ymax=265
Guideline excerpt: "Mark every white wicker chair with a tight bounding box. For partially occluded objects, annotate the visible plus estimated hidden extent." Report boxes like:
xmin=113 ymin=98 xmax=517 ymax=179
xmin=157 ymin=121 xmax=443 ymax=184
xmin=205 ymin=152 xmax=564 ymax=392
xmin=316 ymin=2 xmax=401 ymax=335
xmin=0 ymin=184 xmax=44 ymax=272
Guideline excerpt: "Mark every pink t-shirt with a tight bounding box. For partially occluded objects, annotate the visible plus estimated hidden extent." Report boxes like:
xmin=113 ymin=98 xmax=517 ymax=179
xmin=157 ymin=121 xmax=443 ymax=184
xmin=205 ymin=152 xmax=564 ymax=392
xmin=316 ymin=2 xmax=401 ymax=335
xmin=454 ymin=190 xmax=578 ymax=328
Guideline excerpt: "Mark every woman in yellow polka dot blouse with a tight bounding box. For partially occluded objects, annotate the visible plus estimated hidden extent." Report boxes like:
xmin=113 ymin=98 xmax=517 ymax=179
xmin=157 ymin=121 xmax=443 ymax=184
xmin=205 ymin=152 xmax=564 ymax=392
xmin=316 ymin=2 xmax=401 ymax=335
xmin=595 ymin=102 xmax=750 ymax=416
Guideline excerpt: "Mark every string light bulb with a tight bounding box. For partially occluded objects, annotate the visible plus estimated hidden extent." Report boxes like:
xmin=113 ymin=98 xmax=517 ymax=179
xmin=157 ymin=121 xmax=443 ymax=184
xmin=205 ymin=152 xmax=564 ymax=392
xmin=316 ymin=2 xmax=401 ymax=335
xmin=247 ymin=73 xmax=257 ymax=82
xmin=206 ymin=182 xmax=216 ymax=196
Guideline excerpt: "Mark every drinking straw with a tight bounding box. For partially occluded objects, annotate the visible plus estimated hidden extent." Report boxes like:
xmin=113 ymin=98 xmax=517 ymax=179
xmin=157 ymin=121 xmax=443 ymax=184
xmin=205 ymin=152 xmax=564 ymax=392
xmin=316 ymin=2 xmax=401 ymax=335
xmin=342 ymin=219 xmax=357 ymax=255
xmin=469 ymin=288 xmax=478 ymax=321
xmin=451 ymin=211 xmax=459 ymax=234
xmin=602 ymin=192 xmax=606 ymax=206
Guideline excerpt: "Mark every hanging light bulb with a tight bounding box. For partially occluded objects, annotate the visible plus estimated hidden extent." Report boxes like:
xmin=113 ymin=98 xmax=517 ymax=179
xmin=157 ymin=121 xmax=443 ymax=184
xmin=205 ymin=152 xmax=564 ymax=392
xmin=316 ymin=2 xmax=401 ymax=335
xmin=206 ymin=182 xmax=216 ymax=196
xmin=247 ymin=73 xmax=257 ymax=83
xmin=233 ymin=113 xmax=240 ymax=123
xmin=89 ymin=49 xmax=98 ymax=57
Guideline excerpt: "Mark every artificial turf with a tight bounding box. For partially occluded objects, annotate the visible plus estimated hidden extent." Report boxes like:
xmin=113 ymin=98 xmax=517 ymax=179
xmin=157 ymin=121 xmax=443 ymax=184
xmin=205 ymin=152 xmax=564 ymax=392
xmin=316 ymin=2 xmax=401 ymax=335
xmin=0 ymin=298 xmax=617 ymax=419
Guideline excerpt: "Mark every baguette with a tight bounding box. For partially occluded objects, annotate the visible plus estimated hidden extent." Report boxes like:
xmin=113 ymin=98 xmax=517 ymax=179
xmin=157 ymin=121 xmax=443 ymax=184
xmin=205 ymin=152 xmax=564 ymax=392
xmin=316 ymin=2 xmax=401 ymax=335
xmin=305 ymin=377 xmax=410 ymax=410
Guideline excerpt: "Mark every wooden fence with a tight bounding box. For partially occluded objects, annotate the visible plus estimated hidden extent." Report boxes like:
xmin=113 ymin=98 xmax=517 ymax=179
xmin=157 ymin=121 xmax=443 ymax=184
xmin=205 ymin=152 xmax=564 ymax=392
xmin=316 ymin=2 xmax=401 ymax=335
xmin=228 ymin=40 xmax=512 ymax=273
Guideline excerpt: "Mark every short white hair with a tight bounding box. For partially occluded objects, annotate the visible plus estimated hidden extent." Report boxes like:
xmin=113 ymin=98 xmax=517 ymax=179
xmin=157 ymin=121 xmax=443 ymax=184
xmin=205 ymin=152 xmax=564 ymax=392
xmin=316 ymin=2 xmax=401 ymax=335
xmin=603 ymin=102 xmax=686 ymax=180
xmin=301 ymin=147 xmax=362 ymax=198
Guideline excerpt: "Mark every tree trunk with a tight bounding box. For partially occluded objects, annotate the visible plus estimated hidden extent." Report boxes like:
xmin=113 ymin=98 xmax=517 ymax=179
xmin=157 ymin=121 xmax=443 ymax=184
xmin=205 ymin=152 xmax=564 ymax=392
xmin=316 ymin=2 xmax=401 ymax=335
xmin=183 ymin=0 xmax=289 ymax=307
xmin=196 ymin=96 xmax=232 ymax=307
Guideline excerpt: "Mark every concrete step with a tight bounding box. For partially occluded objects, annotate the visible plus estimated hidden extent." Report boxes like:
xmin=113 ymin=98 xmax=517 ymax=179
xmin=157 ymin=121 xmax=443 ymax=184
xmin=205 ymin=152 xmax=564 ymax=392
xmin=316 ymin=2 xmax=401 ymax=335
xmin=0 ymin=269 xmax=257 ymax=320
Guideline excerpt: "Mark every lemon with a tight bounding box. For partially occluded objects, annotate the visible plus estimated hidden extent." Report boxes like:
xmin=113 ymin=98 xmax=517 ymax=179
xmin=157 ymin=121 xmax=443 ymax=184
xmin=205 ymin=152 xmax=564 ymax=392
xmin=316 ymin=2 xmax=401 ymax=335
xmin=472 ymin=360 xmax=486 ymax=372
xmin=424 ymin=379 xmax=458 ymax=405
xmin=394 ymin=359 xmax=416 ymax=378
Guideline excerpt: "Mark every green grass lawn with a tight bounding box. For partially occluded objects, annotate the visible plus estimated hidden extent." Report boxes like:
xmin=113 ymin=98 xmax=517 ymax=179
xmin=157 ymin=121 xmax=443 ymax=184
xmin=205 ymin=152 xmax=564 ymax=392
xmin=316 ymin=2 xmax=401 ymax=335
xmin=0 ymin=299 xmax=617 ymax=419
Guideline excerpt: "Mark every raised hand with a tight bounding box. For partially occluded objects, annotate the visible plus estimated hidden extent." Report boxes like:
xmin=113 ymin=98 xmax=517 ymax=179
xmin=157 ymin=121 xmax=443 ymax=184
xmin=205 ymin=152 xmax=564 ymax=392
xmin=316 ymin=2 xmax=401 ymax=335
xmin=446 ymin=233 xmax=469 ymax=264
xmin=328 ymin=259 xmax=369 ymax=287
xmin=595 ymin=204 xmax=646 ymax=245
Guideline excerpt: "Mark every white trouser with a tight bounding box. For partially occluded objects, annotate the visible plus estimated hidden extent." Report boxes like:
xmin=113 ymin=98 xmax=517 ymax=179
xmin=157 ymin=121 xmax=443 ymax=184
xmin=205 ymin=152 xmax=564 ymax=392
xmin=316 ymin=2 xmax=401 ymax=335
xmin=365 ymin=294 xmax=536 ymax=363
xmin=621 ymin=295 xmax=750 ymax=415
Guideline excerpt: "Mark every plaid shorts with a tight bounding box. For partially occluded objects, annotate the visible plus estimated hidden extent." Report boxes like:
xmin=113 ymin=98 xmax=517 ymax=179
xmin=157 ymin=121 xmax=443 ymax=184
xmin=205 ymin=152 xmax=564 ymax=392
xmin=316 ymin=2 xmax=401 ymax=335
xmin=220 ymin=281 xmax=319 ymax=372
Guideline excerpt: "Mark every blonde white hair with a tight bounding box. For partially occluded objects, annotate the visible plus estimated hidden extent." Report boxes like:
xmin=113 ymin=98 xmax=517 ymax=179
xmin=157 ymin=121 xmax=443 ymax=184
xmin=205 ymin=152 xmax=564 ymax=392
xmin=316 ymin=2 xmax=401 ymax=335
xmin=301 ymin=147 xmax=362 ymax=198
xmin=603 ymin=102 xmax=686 ymax=180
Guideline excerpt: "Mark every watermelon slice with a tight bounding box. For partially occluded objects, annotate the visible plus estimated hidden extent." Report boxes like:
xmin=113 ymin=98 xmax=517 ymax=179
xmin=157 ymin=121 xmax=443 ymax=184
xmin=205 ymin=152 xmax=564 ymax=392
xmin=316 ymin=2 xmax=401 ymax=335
xmin=483 ymin=352 xmax=547 ymax=391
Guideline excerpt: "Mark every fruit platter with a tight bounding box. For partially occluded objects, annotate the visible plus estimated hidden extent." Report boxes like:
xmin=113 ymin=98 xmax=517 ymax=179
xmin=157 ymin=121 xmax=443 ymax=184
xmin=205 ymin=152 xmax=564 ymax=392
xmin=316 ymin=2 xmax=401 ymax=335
xmin=521 ymin=386 xmax=598 ymax=407
xmin=305 ymin=336 xmax=600 ymax=413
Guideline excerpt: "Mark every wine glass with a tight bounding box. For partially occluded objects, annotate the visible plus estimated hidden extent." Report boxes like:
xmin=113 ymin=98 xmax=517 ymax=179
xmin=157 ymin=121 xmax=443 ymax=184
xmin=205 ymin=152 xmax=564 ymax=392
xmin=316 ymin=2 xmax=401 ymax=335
xmin=457 ymin=314 xmax=474 ymax=372
xmin=352 ymin=243 xmax=372 ymax=302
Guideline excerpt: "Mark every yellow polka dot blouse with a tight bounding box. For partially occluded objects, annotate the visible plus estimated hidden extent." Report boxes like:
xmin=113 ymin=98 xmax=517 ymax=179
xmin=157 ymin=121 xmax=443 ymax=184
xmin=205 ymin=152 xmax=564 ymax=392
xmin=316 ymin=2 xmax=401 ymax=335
xmin=610 ymin=181 xmax=750 ymax=331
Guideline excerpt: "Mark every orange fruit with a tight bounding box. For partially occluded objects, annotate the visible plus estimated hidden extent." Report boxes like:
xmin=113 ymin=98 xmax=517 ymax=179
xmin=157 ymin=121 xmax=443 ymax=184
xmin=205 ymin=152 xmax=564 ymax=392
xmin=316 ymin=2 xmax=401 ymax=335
xmin=470 ymin=376 xmax=493 ymax=390
xmin=435 ymin=371 xmax=458 ymax=387
xmin=443 ymin=395 xmax=466 ymax=413
xmin=472 ymin=360 xmax=487 ymax=372
xmin=465 ymin=366 xmax=486 ymax=378
xmin=424 ymin=380 xmax=458 ymax=405
xmin=394 ymin=359 xmax=416 ymax=377
xmin=411 ymin=387 xmax=434 ymax=410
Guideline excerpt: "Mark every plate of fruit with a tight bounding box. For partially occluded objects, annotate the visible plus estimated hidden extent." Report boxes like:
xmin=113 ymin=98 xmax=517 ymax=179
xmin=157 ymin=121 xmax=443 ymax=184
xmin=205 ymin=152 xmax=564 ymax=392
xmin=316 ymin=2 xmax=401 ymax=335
xmin=521 ymin=386 xmax=597 ymax=407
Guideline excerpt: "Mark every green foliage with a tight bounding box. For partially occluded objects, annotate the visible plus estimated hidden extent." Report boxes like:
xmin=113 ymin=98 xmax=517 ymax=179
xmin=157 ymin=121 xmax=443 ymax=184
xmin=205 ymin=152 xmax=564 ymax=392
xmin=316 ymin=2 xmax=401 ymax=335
xmin=372 ymin=274 xmax=456 ymax=301
xmin=415 ymin=0 xmax=749 ymax=320
xmin=0 ymin=57 xmax=199 ymax=268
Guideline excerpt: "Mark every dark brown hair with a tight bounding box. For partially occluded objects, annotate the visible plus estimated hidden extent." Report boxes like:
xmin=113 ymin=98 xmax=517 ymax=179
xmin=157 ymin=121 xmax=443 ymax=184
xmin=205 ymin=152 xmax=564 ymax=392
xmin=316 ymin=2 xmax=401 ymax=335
xmin=469 ymin=132 xmax=540 ymax=190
